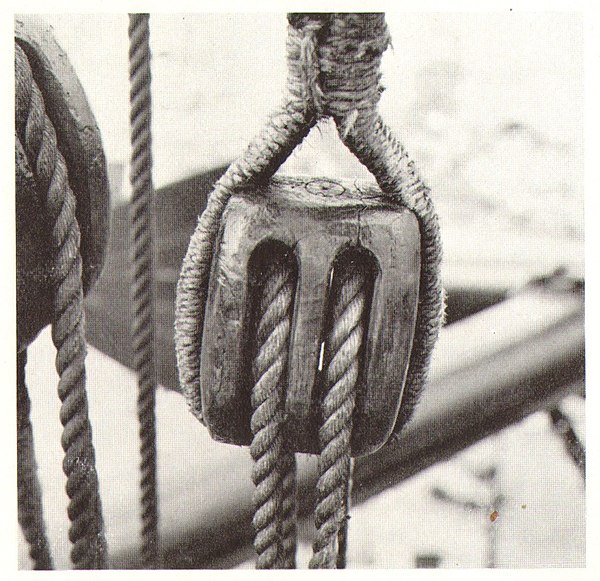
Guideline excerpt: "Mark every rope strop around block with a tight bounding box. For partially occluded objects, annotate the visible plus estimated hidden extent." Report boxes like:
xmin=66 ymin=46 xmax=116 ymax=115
xmin=175 ymin=13 xmax=445 ymax=568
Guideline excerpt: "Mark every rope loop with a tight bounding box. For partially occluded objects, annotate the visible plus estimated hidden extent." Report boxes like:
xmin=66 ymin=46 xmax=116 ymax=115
xmin=15 ymin=41 xmax=107 ymax=570
xmin=175 ymin=12 xmax=445 ymax=569
xmin=285 ymin=13 xmax=445 ymax=434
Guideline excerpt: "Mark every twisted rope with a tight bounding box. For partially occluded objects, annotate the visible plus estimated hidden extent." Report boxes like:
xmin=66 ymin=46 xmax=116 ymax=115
xmin=128 ymin=13 xmax=159 ymax=568
xmin=175 ymin=14 xmax=443 ymax=569
xmin=17 ymin=349 xmax=54 ymax=570
xmin=309 ymin=266 xmax=367 ymax=569
xmin=279 ymin=451 xmax=298 ymax=568
xmin=173 ymin=26 xmax=316 ymax=574
xmin=15 ymin=42 xmax=107 ymax=569
xmin=336 ymin=465 xmax=352 ymax=569
xmin=250 ymin=263 xmax=297 ymax=569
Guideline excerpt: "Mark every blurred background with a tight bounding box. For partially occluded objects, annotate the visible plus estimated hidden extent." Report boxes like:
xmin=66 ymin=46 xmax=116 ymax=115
xmin=46 ymin=12 xmax=584 ymax=287
xmin=18 ymin=13 xmax=584 ymax=569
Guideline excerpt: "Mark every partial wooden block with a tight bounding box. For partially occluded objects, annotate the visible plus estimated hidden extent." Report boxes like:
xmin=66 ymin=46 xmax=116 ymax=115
xmin=15 ymin=16 xmax=111 ymax=350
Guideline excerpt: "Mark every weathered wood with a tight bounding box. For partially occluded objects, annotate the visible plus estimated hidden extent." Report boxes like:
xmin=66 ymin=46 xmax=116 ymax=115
xmin=82 ymin=167 xmax=509 ymax=393
xmin=199 ymin=176 xmax=421 ymax=456
xmin=15 ymin=139 xmax=53 ymax=354
xmin=15 ymin=16 xmax=110 ymax=350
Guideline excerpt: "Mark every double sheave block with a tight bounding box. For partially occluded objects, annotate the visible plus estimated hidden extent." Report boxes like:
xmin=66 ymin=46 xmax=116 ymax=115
xmin=200 ymin=176 xmax=421 ymax=456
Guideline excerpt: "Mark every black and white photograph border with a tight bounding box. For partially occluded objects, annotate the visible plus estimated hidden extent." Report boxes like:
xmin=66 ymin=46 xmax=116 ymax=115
xmin=2 ymin=0 xmax=598 ymax=577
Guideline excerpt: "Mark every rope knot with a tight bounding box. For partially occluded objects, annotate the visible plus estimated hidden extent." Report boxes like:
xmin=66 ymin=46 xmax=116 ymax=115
xmin=287 ymin=13 xmax=391 ymax=135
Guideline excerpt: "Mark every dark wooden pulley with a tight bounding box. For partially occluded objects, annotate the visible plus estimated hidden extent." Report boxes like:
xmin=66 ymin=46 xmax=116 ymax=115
xmin=15 ymin=16 xmax=111 ymax=351
xmin=199 ymin=176 xmax=421 ymax=456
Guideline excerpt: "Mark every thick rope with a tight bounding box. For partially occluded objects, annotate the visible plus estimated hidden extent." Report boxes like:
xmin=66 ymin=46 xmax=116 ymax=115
xmin=174 ymin=14 xmax=443 ymax=569
xmin=128 ymin=13 xmax=160 ymax=568
xmin=250 ymin=263 xmax=297 ymax=569
xmin=309 ymin=267 xmax=367 ymax=569
xmin=279 ymin=449 xmax=298 ymax=568
xmin=17 ymin=349 xmax=54 ymax=570
xmin=336 ymin=463 xmax=352 ymax=569
xmin=347 ymin=117 xmax=444 ymax=432
xmin=15 ymin=42 xmax=107 ymax=569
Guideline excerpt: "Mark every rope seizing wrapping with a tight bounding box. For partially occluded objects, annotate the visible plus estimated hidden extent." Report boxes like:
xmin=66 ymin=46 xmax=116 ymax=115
xmin=250 ymin=264 xmax=297 ymax=569
xmin=309 ymin=266 xmax=367 ymax=569
xmin=128 ymin=13 xmax=160 ymax=568
xmin=17 ymin=349 xmax=54 ymax=570
xmin=15 ymin=42 xmax=107 ymax=569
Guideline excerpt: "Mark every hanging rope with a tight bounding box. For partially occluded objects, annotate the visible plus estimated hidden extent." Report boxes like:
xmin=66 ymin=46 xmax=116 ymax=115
xmin=336 ymin=470 xmax=351 ymax=570
xmin=15 ymin=42 xmax=107 ymax=569
xmin=128 ymin=13 xmax=160 ymax=568
xmin=175 ymin=108 xmax=314 ymax=422
xmin=175 ymin=13 xmax=444 ymax=569
xmin=309 ymin=265 xmax=367 ymax=569
xmin=17 ymin=349 xmax=54 ymax=570
xmin=250 ymin=263 xmax=297 ymax=568
xmin=279 ymin=447 xmax=298 ymax=568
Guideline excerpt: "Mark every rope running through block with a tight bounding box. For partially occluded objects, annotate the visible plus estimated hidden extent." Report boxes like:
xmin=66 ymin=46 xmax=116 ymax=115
xmin=287 ymin=14 xmax=443 ymax=568
xmin=128 ymin=13 xmax=160 ymax=568
xmin=309 ymin=266 xmax=367 ymax=569
xmin=15 ymin=42 xmax=108 ymax=569
xmin=286 ymin=14 xmax=445 ymax=436
xmin=175 ymin=105 xmax=315 ymax=421
xmin=175 ymin=13 xmax=444 ymax=569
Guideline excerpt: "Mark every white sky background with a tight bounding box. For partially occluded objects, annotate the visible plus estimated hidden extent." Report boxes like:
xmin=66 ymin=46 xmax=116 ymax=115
xmin=43 ymin=13 xmax=583 ymax=189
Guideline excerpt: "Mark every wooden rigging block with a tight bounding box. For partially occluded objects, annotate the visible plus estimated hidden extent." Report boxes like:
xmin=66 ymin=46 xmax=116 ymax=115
xmin=200 ymin=176 xmax=420 ymax=456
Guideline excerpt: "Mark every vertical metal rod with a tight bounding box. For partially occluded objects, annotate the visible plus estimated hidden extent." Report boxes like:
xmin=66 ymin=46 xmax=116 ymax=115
xmin=128 ymin=12 xmax=159 ymax=569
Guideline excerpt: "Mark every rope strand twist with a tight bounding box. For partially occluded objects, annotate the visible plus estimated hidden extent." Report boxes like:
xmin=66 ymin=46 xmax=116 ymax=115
xmin=175 ymin=13 xmax=444 ymax=569
xmin=128 ymin=13 xmax=160 ymax=568
xmin=286 ymin=13 xmax=444 ymax=432
xmin=309 ymin=266 xmax=367 ymax=568
xmin=17 ymin=350 xmax=54 ymax=570
xmin=15 ymin=42 xmax=107 ymax=569
xmin=250 ymin=263 xmax=297 ymax=568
